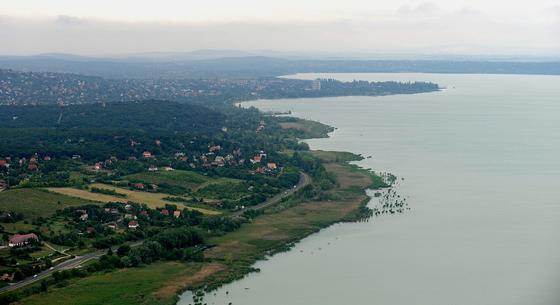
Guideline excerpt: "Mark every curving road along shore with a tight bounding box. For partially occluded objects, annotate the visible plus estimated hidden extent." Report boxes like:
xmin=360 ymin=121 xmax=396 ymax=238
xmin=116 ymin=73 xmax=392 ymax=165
xmin=0 ymin=250 xmax=105 ymax=294
xmin=232 ymin=172 xmax=312 ymax=216
xmin=0 ymin=172 xmax=311 ymax=295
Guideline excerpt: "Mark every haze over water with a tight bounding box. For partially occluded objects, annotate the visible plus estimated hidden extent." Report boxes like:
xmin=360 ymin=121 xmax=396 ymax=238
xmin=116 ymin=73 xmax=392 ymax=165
xmin=180 ymin=73 xmax=560 ymax=305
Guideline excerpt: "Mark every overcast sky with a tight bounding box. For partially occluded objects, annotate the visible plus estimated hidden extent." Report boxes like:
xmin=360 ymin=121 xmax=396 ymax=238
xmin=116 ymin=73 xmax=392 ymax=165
xmin=0 ymin=0 xmax=559 ymax=56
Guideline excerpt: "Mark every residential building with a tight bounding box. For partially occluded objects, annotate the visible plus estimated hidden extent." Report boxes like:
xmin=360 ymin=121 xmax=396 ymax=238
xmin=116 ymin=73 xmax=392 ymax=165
xmin=311 ymin=79 xmax=321 ymax=90
xmin=9 ymin=233 xmax=39 ymax=247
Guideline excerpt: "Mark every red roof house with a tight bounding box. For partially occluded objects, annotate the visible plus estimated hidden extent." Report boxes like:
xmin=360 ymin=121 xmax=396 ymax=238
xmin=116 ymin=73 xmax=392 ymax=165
xmin=128 ymin=220 xmax=139 ymax=229
xmin=93 ymin=162 xmax=103 ymax=170
xmin=9 ymin=233 xmax=39 ymax=247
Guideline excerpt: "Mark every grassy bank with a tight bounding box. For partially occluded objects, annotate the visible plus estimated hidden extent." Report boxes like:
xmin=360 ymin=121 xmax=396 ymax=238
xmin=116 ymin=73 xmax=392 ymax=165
xmin=17 ymin=262 xmax=219 ymax=305
xmin=277 ymin=118 xmax=334 ymax=139
xmin=13 ymin=150 xmax=383 ymax=305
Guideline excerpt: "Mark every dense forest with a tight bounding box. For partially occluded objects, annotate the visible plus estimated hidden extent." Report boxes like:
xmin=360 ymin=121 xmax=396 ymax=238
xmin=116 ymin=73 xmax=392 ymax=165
xmin=0 ymin=100 xmax=300 ymax=161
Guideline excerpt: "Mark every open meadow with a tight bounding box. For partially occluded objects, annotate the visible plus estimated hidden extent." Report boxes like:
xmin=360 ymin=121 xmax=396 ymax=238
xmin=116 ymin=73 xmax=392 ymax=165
xmin=46 ymin=184 xmax=219 ymax=215
xmin=0 ymin=189 xmax=95 ymax=219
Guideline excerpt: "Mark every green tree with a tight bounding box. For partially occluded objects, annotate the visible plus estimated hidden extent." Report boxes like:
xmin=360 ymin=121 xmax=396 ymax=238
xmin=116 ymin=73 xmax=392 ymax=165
xmin=117 ymin=244 xmax=131 ymax=257
xmin=13 ymin=269 xmax=25 ymax=281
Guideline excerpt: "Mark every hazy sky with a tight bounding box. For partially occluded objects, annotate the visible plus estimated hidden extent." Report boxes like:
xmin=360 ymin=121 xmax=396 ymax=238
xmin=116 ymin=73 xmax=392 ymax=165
xmin=0 ymin=0 xmax=559 ymax=56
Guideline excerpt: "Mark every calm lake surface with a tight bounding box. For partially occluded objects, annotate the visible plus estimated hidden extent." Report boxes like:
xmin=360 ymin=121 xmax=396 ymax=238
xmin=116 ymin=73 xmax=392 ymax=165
xmin=179 ymin=73 xmax=560 ymax=305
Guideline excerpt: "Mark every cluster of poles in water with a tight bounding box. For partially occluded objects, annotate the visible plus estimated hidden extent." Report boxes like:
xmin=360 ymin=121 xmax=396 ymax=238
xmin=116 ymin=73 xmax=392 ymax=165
xmin=189 ymin=289 xmax=232 ymax=305
xmin=372 ymin=174 xmax=410 ymax=216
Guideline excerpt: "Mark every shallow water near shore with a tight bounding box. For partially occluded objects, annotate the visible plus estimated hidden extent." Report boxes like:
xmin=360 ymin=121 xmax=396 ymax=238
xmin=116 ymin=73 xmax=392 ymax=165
xmin=179 ymin=73 xmax=560 ymax=305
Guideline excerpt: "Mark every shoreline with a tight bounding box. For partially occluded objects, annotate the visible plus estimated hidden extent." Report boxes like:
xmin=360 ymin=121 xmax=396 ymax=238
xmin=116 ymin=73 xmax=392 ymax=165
xmin=14 ymin=101 xmax=392 ymax=305
xmin=11 ymin=73 xmax=560 ymax=305
xmin=174 ymin=103 xmax=390 ymax=304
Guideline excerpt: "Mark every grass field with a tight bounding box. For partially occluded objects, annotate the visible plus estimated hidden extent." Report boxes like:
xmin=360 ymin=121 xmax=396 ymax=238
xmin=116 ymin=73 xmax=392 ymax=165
xmin=308 ymin=150 xmax=363 ymax=163
xmin=28 ymin=245 xmax=57 ymax=260
xmin=278 ymin=118 xmax=334 ymax=139
xmin=193 ymin=180 xmax=249 ymax=200
xmin=18 ymin=262 xmax=224 ymax=305
xmin=68 ymin=171 xmax=95 ymax=186
xmin=123 ymin=170 xmax=236 ymax=192
xmin=0 ymin=188 xmax=95 ymax=219
xmin=2 ymin=221 xmax=36 ymax=234
xmin=324 ymin=163 xmax=373 ymax=189
xmin=47 ymin=184 xmax=219 ymax=215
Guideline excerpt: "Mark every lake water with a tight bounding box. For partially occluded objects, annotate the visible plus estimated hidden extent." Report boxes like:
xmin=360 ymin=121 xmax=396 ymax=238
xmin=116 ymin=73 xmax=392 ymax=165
xmin=179 ymin=73 xmax=560 ymax=305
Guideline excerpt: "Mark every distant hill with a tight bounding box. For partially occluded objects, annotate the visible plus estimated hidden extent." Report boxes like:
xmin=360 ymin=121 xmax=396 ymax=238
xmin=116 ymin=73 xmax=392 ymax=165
xmin=1 ymin=53 xmax=559 ymax=79
xmin=129 ymin=50 xmax=258 ymax=61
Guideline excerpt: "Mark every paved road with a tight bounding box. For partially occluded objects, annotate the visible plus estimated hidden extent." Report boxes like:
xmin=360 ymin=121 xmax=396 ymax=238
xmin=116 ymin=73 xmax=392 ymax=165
xmin=233 ymin=172 xmax=312 ymax=215
xmin=0 ymin=240 xmax=145 ymax=294
xmin=0 ymin=250 xmax=104 ymax=294
xmin=0 ymin=173 xmax=311 ymax=294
